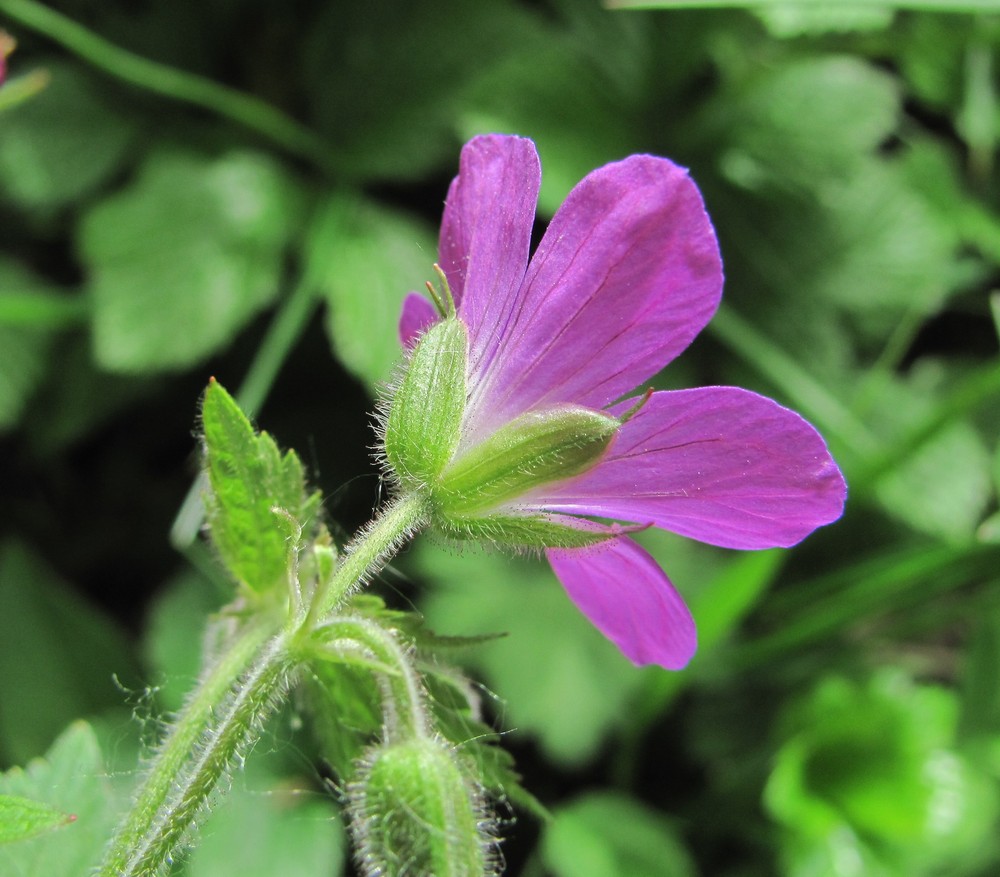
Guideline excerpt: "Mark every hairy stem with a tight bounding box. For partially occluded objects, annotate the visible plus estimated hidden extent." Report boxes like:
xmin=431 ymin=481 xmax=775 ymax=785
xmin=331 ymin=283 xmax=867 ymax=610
xmin=310 ymin=490 xmax=430 ymax=621
xmin=310 ymin=616 xmax=430 ymax=742
xmin=101 ymin=492 xmax=429 ymax=877
xmin=101 ymin=631 xmax=292 ymax=877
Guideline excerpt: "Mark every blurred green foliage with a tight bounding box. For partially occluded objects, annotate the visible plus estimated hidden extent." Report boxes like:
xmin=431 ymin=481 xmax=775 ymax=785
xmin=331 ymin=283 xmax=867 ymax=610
xmin=1 ymin=0 xmax=999 ymax=875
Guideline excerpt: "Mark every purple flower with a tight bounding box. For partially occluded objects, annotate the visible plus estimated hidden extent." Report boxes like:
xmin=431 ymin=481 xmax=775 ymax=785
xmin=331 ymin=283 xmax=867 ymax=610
xmin=397 ymin=135 xmax=846 ymax=670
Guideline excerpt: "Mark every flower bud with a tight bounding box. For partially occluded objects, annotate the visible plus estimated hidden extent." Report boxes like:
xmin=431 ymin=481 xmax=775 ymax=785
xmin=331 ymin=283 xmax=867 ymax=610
xmin=348 ymin=737 xmax=494 ymax=877
xmin=383 ymin=314 xmax=626 ymax=551
xmin=384 ymin=317 xmax=468 ymax=489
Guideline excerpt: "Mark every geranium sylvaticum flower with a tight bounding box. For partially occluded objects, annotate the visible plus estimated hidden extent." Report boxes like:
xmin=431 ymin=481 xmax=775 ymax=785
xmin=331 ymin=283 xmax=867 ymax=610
xmin=384 ymin=134 xmax=846 ymax=670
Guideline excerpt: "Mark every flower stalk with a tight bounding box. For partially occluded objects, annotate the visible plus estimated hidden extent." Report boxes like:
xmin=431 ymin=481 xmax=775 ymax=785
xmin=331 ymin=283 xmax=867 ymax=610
xmin=100 ymin=492 xmax=430 ymax=877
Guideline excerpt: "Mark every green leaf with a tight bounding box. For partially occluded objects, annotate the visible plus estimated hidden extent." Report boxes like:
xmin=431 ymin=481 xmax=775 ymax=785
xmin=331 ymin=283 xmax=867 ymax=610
xmin=0 ymin=794 xmax=74 ymax=845
xmin=302 ymin=0 xmax=540 ymax=180
xmin=0 ymin=259 xmax=62 ymax=432
xmin=180 ymin=768 xmax=345 ymax=877
xmin=304 ymin=655 xmax=383 ymax=782
xmin=456 ymin=17 xmax=647 ymax=215
xmin=609 ymin=0 xmax=1000 ymax=9
xmin=542 ymin=792 xmax=696 ymax=877
xmin=424 ymin=679 xmax=548 ymax=821
xmin=79 ymin=149 xmax=304 ymax=372
xmin=869 ymin=367 xmax=993 ymax=540
xmin=0 ymin=541 xmax=136 ymax=766
xmin=710 ymin=55 xmax=899 ymax=189
xmin=416 ymin=543 xmax=645 ymax=765
xmin=766 ymin=671 xmax=999 ymax=872
xmin=0 ymin=60 xmax=134 ymax=209
xmin=314 ymin=194 xmax=437 ymax=392
xmin=0 ymin=722 xmax=119 ymax=876
xmin=201 ymin=379 xmax=320 ymax=597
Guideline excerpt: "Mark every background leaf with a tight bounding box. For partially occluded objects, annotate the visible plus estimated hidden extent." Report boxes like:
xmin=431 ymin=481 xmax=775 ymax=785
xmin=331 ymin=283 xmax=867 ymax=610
xmin=80 ymin=149 xmax=304 ymax=372
xmin=0 ymin=541 xmax=136 ymax=766
xmin=0 ymin=794 xmax=74 ymax=846
xmin=0 ymin=60 xmax=134 ymax=210
xmin=315 ymin=195 xmax=437 ymax=393
xmin=541 ymin=792 xmax=697 ymax=877
xmin=0 ymin=722 xmax=120 ymax=876
xmin=415 ymin=543 xmax=646 ymax=766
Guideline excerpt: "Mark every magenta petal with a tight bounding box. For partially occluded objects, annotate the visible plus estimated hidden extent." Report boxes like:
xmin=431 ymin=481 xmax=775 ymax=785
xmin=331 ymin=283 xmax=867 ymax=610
xmin=438 ymin=135 xmax=540 ymax=377
xmin=531 ymin=387 xmax=847 ymax=550
xmin=398 ymin=292 xmax=438 ymax=348
xmin=466 ymin=155 xmax=722 ymax=435
xmin=547 ymin=536 xmax=696 ymax=669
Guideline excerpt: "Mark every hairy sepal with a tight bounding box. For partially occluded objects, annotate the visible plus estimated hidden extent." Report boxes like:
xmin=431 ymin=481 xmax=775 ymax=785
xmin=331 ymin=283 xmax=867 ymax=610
xmin=435 ymin=511 xmax=618 ymax=551
xmin=437 ymin=406 xmax=619 ymax=515
xmin=384 ymin=317 xmax=468 ymax=489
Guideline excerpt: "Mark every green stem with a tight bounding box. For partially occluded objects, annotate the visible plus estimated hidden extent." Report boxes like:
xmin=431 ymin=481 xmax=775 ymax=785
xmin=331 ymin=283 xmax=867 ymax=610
xmin=0 ymin=0 xmax=334 ymax=172
xmin=316 ymin=491 xmax=430 ymax=618
xmin=99 ymin=621 xmax=278 ymax=877
xmin=101 ymin=492 xmax=429 ymax=877
xmin=308 ymin=616 xmax=430 ymax=742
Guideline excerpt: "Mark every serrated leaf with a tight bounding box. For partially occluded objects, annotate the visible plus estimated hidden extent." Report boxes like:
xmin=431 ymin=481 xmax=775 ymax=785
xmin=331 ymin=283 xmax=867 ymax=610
xmin=303 ymin=596 xmax=542 ymax=817
xmin=80 ymin=149 xmax=304 ymax=372
xmin=0 ymin=794 xmax=74 ymax=845
xmin=0 ymin=722 xmax=119 ymax=876
xmin=201 ymin=379 xmax=319 ymax=597
xmin=424 ymin=676 xmax=547 ymax=820
xmin=0 ymin=60 xmax=134 ymax=209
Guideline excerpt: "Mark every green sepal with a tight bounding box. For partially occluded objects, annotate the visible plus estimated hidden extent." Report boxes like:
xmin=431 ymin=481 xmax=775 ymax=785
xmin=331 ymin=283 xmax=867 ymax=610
xmin=201 ymin=379 xmax=321 ymax=597
xmin=437 ymin=511 xmax=617 ymax=551
xmin=384 ymin=317 xmax=468 ymax=489
xmin=438 ymin=405 xmax=619 ymax=516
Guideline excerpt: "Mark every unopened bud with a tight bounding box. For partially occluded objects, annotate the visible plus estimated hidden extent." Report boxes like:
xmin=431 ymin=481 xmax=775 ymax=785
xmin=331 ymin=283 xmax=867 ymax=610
xmin=348 ymin=737 xmax=494 ymax=877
